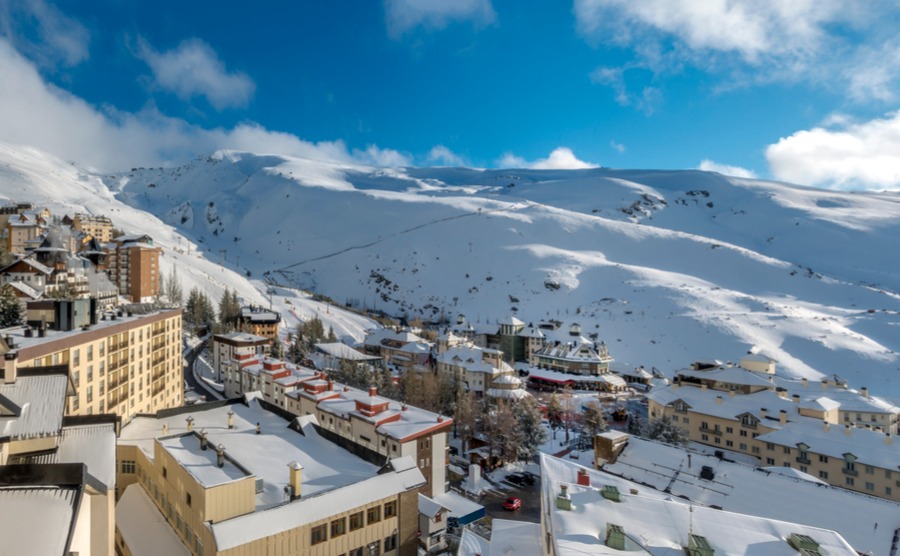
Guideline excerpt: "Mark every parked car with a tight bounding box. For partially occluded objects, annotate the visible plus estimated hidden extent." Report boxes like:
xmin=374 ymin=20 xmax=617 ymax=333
xmin=506 ymin=473 xmax=526 ymax=486
xmin=520 ymin=472 xmax=537 ymax=485
xmin=503 ymin=497 xmax=522 ymax=511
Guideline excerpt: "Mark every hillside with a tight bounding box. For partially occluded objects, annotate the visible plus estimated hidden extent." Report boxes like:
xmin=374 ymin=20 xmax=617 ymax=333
xmin=2 ymin=143 xmax=899 ymax=399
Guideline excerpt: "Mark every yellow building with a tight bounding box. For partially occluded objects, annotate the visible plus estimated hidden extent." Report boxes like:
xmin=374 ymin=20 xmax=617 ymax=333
xmin=1 ymin=304 xmax=183 ymax=424
xmin=115 ymin=399 xmax=424 ymax=556
xmin=647 ymin=373 xmax=900 ymax=502
xmin=73 ymin=213 xmax=116 ymax=244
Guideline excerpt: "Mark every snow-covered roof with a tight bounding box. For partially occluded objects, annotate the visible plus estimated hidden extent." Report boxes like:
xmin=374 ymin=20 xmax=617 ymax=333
xmin=517 ymin=323 xmax=545 ymax=339
xmin=0 ymin=256 xmax=53 ymax=275
xmin=599 ymin=436 xmax=899 ymax=555
xmin=214 ymin=331 xmax=269 ymax=344
xmin=773 ymin=377 xmax=899 ymax=415
xmin=6 ymin=280 xmax=42 ymax=299
xmin=489 ymin=520 xmax=543 ymax=556
xmin=0 ymin=486 xmax=79 ymax=556
xmin=116 ymin=485 xmax=191 ymax=556
xmin=799 ymin=396 xmax=841 ymax=412
xmin=437 ymin=344 xmax=514 ymax=375
xmin=433 ymin=490 xmax=484 ymax=521
xmin=239 ymin=306 xmax=280 ymax=323
xmin=760 ymin=466 xmax=828 ymax=485
xmin=458 ymin=528 xmax=491 ymax=556
xmin=486 ymin=388 xmax=531 ymax=400
xmin=121 ymin=400 xmax=382 ymax=509
xmin=14 ymin=423 xmax=117 ymax=489
xmin=543 ymin=453 xmax=857 ymax=555
xmin=0 ymin=371 xmax=68 ymax=440
xmin=535 ymin=337 xmax=610 ymax=362
xmin=314 ymin=342 xmax=380 ymax=361
xmin=418 ymin=493 xmax=450 ymax=518
xmin=677 ymin=367 xmax=774 ymax=388
xmin=647 ymin=384 xmax=808 ymax=427
xmin=362 ymin=328 xmax=425 ymax=347
xmin=210 ymin=456 xmax=424 ymax=551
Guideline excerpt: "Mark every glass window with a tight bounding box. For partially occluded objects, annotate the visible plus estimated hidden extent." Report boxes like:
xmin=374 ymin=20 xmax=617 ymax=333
xmin=367 ymin=506 xmax=381 ymax=525
xmin=349 ymin=512 xmax=364 ymax=531
xmin=311 ymin=524 xmax=327 ymax=545
xmin=331 ymin=517 xmax=346 ymax=537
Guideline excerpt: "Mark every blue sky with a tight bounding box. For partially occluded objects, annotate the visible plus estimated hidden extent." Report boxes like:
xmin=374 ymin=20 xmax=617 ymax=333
xmin=1 ymin=1 xmax=900 ymax=190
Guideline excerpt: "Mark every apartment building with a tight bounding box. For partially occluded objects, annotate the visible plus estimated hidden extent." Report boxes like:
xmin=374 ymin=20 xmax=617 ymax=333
xmin=5 ymin=208 xmax=49 ymax=255
xmin=105 ymin=234 xmax=160 ymax=303
xmin=1 ymin=301 xmax=183 ymax=424
xmin=434 ymin=341 xmax=526 ymax=399
xmin=211 ymin=332 xmax=269 ymax=382
xmin=647 ymin=366 xmax=900 ymax=502
xmin=235 ymin=306 xmax=281 ymax=342
xmin=115 ymin=399 xmax=424 ymax=556
xmin=73 ymin=213 xmax=115 ymax=244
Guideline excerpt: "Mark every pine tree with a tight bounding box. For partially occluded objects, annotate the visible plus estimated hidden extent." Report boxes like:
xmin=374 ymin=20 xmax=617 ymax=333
xmin=0 ymin=284 xmax=22 ymax=328
xmin=453 ymin=386 xmax=476 ymax=452
xmin=270 ymin=335 xmax=283 ymax=359
xmin=514 ymin=396 xmax=548 ymax=461
xmin=642 ymin=414 xmax=690 ymax=446
xmin=547 ymin=392 xmax=563 ymax=437
xmin=582 ymin=400 xmax=609 ymax=437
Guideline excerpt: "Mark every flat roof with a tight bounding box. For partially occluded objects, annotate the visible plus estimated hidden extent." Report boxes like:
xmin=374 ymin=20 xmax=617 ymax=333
xmin=0 ymin=486 xmax=79 ymax=556
xmin=121 ymin=400 xmax=380 ymax=509
xmin=542 ymin=454 xmax=857 ymax=555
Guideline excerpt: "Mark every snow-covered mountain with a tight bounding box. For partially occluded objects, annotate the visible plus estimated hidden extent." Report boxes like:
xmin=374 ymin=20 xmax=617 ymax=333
xmin=3 ymin=143 xmax=899 ymax=399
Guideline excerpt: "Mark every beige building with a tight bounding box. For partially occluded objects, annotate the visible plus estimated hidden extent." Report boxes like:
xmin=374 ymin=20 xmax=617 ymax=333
xmin=1 ymin=303 xmax=183 ymax=424
xmin=115 ymin=399 xmax=424 ymax=556
xmin=73 ymin=213 xmax=115 ymax=244
xmin=647 ymin=367 xmax=900 ymax=502
xmin=211 ymin=332 xmax=269 ymax=383
xmin=6 ymin=209 xmax=49 ymax=254
xmin=105 ymin=234 xmax=161 ymax=303
xmin=0 ymin=362 xmax=118 ymax=555
xmin=235 ymin=306 xmax=281 ymax=342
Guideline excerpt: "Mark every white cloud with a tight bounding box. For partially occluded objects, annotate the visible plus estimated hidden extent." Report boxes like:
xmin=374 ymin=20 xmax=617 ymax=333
xmin=575 ymin=0 xmax=900 ymax=102
xmin=426 ymin=145 xmax=465 ymax=166
xmin=0 ymin=0 xmax=89 ymax=69
xmin=136 ymin=38 xmax=255 ymax=110
xmin=384 ymin=0 xmax=495 ymax=37
xmin=0 ymin=38 xmax=408 ymax=172
xmin=765 ymin=111 xmax=900 ymax=191
xmin=496 ymin=147 xmax=598 ymax=170
xmin=698 ymin=159 xmax=756 ymax=179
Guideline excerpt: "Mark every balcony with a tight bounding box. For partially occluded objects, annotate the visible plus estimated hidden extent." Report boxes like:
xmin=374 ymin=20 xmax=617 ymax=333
xmin=796 ymin=456 xmax=811 ymax=465
xmin=842 ymin=467 xmax=858 ymax=477
xmin=700 ymin=426 xmax=722 ymax=436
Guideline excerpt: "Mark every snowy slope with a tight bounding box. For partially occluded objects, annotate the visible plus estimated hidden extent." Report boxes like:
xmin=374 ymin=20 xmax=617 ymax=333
xmin=3 ymin=143 xmax=899 ymax=398
xmin=0 ymin=143 xmax=378 ymax=343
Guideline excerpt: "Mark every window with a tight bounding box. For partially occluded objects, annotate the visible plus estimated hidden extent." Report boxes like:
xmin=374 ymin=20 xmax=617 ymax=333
xmin=751 ymin=446 xmax=760 ymax=454
xmin=87 ymin=345 xmax=93 ymax=362
xmin=726 ymin=427 xmax=733 ymax=434
xmin=350 ymin=549 xmax=363 ymax=556
xmin=701 ymin=434 xmax=709 ymax=441
xmin=367 ymin=506 xmax=381 ymax=524
xmin=331 ymin=517 xmax=346 ymax=537
xmin=725 ymin=440 xmax=733 ymax=447
xmin=846 ymin=477 xmax=855 ymax=486
xmin=865 ymin=482 xmax=875 ymax=492
xmin=162 ymin=467 xmax=167 ymax=479
xmin=739 ymin=430 xmax=747 ymax=437
xmin=367 ymin=541 xmax=381 ymax=556
xmin=73 ymin=371 xmax=80 ymax=388
xmin=87 ymin=386 xmax=93 ymax=403
xmin=819 ymin=454 xmax=829 ymax=463
xmin=384 ymin=500 xmax=397 ymax=518
xmin=739 ymin=443 xmax=747 ymax=451
xmin=766 ymin=442 xmax=774 ymax=451
xmin=311 ymin=524 xmax=327 ymax=545
xmin=73 ymin=349 xmax=80 ymax=366
xmin=766 ymin=458 xmax=775 ymax=465
xmin=186 ymin=492 xmax=192 ymax=507
xmin=819 ymin=470 xmax=829 ymax=480
xmin=384 ymin=532 xmax=398 ymax=552
xmin=349 ymin=512 xmax=364 ymax=531
xmin=782 ymin=446 xmax=791 ymax=454
xmin=887 ymin=486 xmax=893 ymax=496
xmin=121 ymin=460 xmax=136 ymax=474
xmin=865 ymin=465 xmax=874 ymax=474
xmin=87 ymin=365 xmax=93 ymax=382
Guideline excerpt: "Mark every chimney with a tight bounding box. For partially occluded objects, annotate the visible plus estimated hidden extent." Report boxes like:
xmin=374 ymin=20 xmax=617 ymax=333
xmin=256 ymin=422 xmax=261 ymax=435
xmin=162 ymin=423 xmax=168 ymax=435
xmin=716 ymin=396 xmax=723 ymax=405
xmin=327 ymin=379 xmax=334 ymax=391
xmin=778 ymin=389 xmax=787 ymax=399
xmin=200 ymin=429 xmax=208 ymax=450
xmin=801 ymin=378 xmax=808 ymax=388
xmin=792 ymin=394 xmax=800 ymax=403
xmin=288 ymin=461 xmax=303 ymax=500
xmin=701 ymin=384 xmax=708 ymax=391
xmin=821 ymin=380 xmax=828 ymax=390
xmin=728 ymin=390 xmax=735 ymax=398
xmin=401 ymin=403 xmax=408 ymax=411
xmin=186 ymin=416 xmax=194 ymax=432
xmin=823 ymin=421 xmax=830 ymax=432
xmin=886 ymin=433 xmax=892 ymax=446
xmin=577 ymin=469 xmax=590 ymax=486
xmin=227 ymin=409 xmax=235 ymax=429
xmin=779 ymin=410 xmax=787 ymax=425
xmin=844 ymin=425 xmax=852 ymax=436
xmin=3 ymin=352 xmax=18 ymax=384
xmin=369 ymin=386 xmax=377 ymax=397
xmin=216 ymin=444 xmax=225 ymax=468
xmin=437 ymin=416 xmax=444 ymax=423
xmin=760 ymin=407 xmax=767 ymax=418
xmin=556 ymin=484 xmax=572 ymax=510
xmin=860 ymin=387 xmax=869 ymax=398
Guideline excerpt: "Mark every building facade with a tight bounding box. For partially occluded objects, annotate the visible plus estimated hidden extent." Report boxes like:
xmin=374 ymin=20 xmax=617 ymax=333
xmin=1 ymin=305 xmax=183 ymax=424
xmin=105 ymin=235 xmax=161 ymax=303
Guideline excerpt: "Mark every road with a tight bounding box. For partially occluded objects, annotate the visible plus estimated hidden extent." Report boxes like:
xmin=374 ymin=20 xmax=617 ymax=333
xmin=182 ymin=337 xmax=218 ymax=402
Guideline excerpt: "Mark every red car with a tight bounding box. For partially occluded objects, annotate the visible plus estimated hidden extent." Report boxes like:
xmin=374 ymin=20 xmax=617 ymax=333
xmin=503 ymin=497 xmax=522 ymax=511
